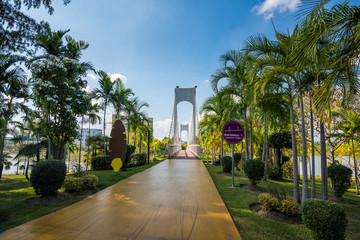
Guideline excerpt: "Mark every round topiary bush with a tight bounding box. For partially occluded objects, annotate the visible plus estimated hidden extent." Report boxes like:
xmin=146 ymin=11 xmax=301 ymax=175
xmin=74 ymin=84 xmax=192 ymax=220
xmin=243 ymin=159 xmax=264 ymax=185
xmin=267 ymin=165 xmax=283 ymax=180
xmin=221 ymin=156 xmax=232 ymax=173
xmin=233 ymin=153 xmax=242 ymax=170
xmin=301 ymin=199 xmax=347 ymax=240
xmin=30 ymin=159 xmax=66 ymax=196
xmin=328 ymin=164 xmax=352 ymax=198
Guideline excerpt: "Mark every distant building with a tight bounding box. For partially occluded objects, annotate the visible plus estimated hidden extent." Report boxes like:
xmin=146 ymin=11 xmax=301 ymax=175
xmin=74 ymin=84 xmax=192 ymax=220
xmin=77 ymin=128 xmax=102 ymax=145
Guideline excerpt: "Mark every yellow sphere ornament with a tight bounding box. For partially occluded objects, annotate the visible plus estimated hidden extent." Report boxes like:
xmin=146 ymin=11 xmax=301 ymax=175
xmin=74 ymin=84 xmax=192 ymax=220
xmin=111 ymin=158 xmax=123 ymax=172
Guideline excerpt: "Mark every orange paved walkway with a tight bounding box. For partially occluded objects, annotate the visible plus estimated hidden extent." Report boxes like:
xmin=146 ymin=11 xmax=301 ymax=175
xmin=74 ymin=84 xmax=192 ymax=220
xmin=1 ymin=151 xmax=241 ymax=240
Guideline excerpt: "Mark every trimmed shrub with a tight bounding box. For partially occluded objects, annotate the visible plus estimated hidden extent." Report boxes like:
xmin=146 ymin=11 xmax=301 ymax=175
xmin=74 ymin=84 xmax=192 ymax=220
xmin=124 ymin=145 xmax=136 ymax=168
xmin=64 ymin=174 xmax=98 ymax=192
xmin=267 ymin=165 xmax=283 ymax=180
xmin=301 ymin=199 xmax=347 ymax=240
xmin=134 ymin=152 xmax=147 ymax=166
xmin=278 ymin=197 xmax=299 ymax=215
xmin=258 ymin=193 xmax=299 ymax=215
xmin=282 ymin=159 xmax=293 ymax=179
xmin=91 ymin=156 xmax=110 ymax=170
xmin=233 ymin=153 xmax=242 ymax=170
xmin=243 ymin=159 xmax=264 ymax=185
xmin=30 ymin=159 xmax=66 ymax=196
xmin=258 ymin=193 xmax=280 ymax=210
xmin=221 ymin=156 xmax=232 ymax=173
xmin=328 ymin=164 xmax=352 ymax=198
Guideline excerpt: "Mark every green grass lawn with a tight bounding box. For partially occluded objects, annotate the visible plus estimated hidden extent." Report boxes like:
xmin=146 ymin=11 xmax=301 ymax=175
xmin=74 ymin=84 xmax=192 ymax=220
xmin=206 ymin=164 xmax=360 ymax=240
xmin=0 ymin=161 xmax=160 ymax=232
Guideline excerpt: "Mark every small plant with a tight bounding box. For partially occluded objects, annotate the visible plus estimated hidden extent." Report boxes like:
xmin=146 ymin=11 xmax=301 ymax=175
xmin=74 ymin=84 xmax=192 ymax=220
xmin=30 ymin=159 xmax=66 ymax=196
xmin=233 ymin=153 xmax=242 ymax=170
xmin=221 ymin=156 xmax=232 ymax=173
xmin=278 ymin=197 xmax=299 ymax=215
xmin=266 ymin=182 xmax=288 ymax=200
xmin=301 ymin=199 xmax=347 ymax=240
xmin=64 ymin=174 xmax=98 ymax=192
xmin=282 ymin=159 xmax=293 ymax=179
xmin=258 ymin=193 xmax=299 ymax=215
xmin=267 ymin=165 xmax=283 ymax=180
xmin=91 ymin=156 xmax=110 ymax=170
xmin=243 ymin=159 xmax=264 ymax=185
xmin=124 ymin=145 xmax=136 ymax=169
xmin=258 ymin=193 xmax=280 ymax=210
xmin=133 ymin=152 xmax=147 ymax=166
xmin=328 ymin=164 xmax=352 ymax=198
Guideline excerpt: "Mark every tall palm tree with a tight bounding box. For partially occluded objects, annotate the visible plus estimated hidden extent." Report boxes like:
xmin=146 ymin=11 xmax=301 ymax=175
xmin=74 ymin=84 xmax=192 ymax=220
xmin=130 ymin=98 xmax=149 ymax=152
xmin=85 ymin=103 xmax=101 ymax=166
xmin=111 ymin=78 xmax=134 ymax=120
xmin=28 ymin=30 xmax=94 ymax=160
xmin=0 ymin=54 xmax=28 ymax=180
xmin=210 ymin=50 xmax=252 ymax=160
xmin=201 ymin=94 xmax=230 ymax=160
xmin=295 ymin=2 xmax=359 ymax=199
xmin=244 ymin=30 xmax=302 ymax=202
xmin=94 ymin=70 xmax=115 ymax=155
xmin=333 ymin=109 xmax=360 ymax=195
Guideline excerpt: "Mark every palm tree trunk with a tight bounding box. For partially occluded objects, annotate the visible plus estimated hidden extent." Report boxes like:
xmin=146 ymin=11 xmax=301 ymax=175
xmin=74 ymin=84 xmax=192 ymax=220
xmin=220 ymin=135 xmax=223 ymax=159
xmin=0 ymin=116 xmax=10 ymax=181
xmin=88 ymin=119 xmax=91 ymax=167
xmin=320 ymin=121 xmax=328 ymax=200
xmin=139 ymin=133 xmax=142 ymax=153
xmin=300 ymin=92 xmax=308 ymax=202
xmin=290 ymin=95 xmax=300 ymax=202
xmin=264 ymin=112 xmax=268 ymax=180
xmin=25 ymin=157 xmax=30 ymax=181
xmin=103 ymin=104 xmax=107 ymax=155
xmin=134 ymin=130 xmax=137 ymax=153
xmin=310 ymin=98 xmax=316 ymax=198
xmin=79 ymin=116 xmax=84 ymax=172
xmin=244 ymin=108 xmax=249 ymax=161
xmin=250 ymin=118 xmax=254 ymax=160
xmin=351 ymin=137 xmax=359 ymax=195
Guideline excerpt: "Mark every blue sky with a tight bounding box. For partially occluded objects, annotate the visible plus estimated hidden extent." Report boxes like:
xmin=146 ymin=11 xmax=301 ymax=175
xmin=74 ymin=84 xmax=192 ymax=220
xmin=24 ymin=0 xmax=336 ymax=140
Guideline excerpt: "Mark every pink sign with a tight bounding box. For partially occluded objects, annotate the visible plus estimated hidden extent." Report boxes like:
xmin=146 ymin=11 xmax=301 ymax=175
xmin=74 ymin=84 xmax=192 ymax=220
xmin=223 ymin=121 xmax=244 ymax=144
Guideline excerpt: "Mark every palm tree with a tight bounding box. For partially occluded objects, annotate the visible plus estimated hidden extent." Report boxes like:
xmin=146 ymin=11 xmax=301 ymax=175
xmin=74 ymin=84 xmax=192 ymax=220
xmin=244 ymin=30 xmax=302 ymax=202
xmin=85 ymin=103 xmax=101 ymax=167
xmin=201 ymin=94 xmax=229 ymax=160
xmin=28 ymin=30 xmax=94 ymax=160
xmin=111 ymin=78 xmax=134 ymax=120
xmin=129 ymin=98 xmax=149 ymax=152
xmin=210 ymin=50 xmax=252 ymax=160
xmin=0 ymin=54 xmax=28 ymax=180
xmin=94 ymin=70 xmax=115 ymax=156
xmin=295 ymin=2 xmax=359 ymax=200
xmin=333 ymin=109 xmax=360 ymax=195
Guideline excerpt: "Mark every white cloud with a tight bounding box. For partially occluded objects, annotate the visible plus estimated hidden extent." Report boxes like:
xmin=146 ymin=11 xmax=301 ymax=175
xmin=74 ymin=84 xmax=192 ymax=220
xmin=108 ymin=72 xmax=128 ymax=84
xmin=87 ymin=73 xmax=96 ymax=80
xmin=153 ymin=118 xmax=172 ymax=140
xmin=253 ymin=0 xmax=301 ymax=20
xmin=203 ymin=79 xmax=209 ymax=83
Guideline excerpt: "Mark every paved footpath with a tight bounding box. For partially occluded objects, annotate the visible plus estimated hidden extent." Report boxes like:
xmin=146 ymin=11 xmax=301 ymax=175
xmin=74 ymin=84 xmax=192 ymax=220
xmin=1 ymin=151 xmax=241 ymax=240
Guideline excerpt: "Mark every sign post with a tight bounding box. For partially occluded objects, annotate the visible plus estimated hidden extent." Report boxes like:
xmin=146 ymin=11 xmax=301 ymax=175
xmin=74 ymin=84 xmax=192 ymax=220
xmin=223 ymin=121 xmax=244 ymax=187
